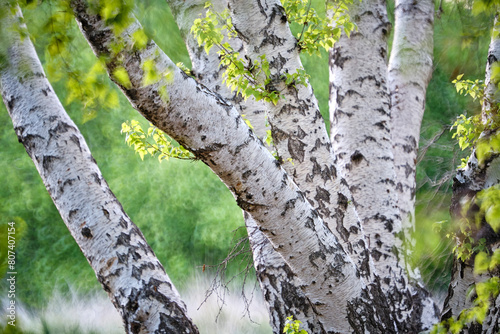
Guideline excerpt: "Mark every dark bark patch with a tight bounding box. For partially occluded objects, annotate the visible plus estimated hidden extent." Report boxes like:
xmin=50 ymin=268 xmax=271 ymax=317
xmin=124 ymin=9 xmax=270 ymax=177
xmin=119 ymin=217 xmax=128 ymax=229
xmin=116 ymin=232 xmax=131 ymax=247
xmin=374 ymin=121 xmax=389 ymax=131
xmin=288 ymin=137 xmax=306 ymax=163
xmin=69 ymin=209 xmax=78 ymax=219
xmin=308 ymin=251 xmax=326 ymax=268
xmin=42 ymin=155 xmax=59 ymax=173
xmin=372 ymin=249 xmax=382 ymax=261
xmin=350 ymin=151 xmax=364 ymax=166
xmin=69 ymin=135 xmax=82 ymax=152
xmin=49 ymin=121 xmax=74 ymax=137
xmin=81 ymin=227 xmax=93 ymax=238
xmin=6 ymin=95 xmax=17 ymax=110
xmin=296 ymin=125 xmax=307 ymax=139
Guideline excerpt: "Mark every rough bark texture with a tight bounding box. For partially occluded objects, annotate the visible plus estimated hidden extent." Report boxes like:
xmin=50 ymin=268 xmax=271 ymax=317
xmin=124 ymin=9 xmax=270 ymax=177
xmin=71 ymin=1 xmax=369 ymax=331
xmin=0 ymin=5 xmax=199 ymax=334
xmin=227 ymin=0 xmax=371 ymax=278
xmin=167 ymin=0 xmax=380 ymax=331
xmin=1 ymin=0 xmax=460 ymax=331
xmin=387 ymin=0 xmax=434 ymax=268
xmin=445 ymin=13 xmax=500 ymax=332
xmin=329 ymin=0 xmax=439 ymax=329
xmin=329 ymin=0 xmax=402 ymax=274
xmin=166 ymin=1 xmax=323 ymax=331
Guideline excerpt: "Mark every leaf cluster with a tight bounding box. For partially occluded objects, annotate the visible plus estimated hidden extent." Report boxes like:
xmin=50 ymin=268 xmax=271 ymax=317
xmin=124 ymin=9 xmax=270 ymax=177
xmin=121 ymin=120 xmax=193 ymax=161
xmin=283 ymin=316 xmax=308 ymax=334
xmin=190 ymin=2 xmax=311 ymax=105
xmin=282 ymin=0 xmax=355 ymax=55
xmin=432 ymin=277 xmax=499 ymax=333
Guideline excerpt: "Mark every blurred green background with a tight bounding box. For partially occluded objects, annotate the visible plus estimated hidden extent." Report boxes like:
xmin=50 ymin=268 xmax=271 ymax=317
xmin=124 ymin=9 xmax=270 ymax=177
xmin=0 ymin=0 xmax=495 ymax=331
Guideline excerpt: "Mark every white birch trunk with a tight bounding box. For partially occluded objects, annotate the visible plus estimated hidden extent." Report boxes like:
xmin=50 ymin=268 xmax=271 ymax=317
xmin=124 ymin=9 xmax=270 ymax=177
xmin=227 ymin=0 xmax=371 ymax=275
xmin=71 ymin=1 xmax=368 ymax=331
xmin=0 ymin=5 xmax=198 ymax=334
xmin=329 ymin=0 xmax=439 ymax=329
xmin=166 ymin=1 xmax=327 ymax=331
xmin=387 ymin=0 xmax=434 ymax=267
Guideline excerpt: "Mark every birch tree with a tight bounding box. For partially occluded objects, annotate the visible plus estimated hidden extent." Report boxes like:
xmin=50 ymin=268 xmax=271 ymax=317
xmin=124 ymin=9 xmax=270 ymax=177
xmin=2 ymin=0 xmax=500 ymax=333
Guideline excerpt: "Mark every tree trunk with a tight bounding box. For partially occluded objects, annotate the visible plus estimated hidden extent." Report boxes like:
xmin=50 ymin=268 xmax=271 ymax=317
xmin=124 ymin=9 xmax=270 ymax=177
xmin=387 ymin=0 xmax=434 ymax=271
xmin=329 ymin=0 xmax=439 ymax=329
xmin=0 ymin=4 xmax=198 ymax=334
xmin=71 ymin=1 xmax=371 ymax=331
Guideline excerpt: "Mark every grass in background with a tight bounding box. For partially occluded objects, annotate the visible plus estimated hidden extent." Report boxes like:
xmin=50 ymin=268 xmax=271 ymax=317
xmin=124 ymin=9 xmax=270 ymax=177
xmin=0 ymin=276 xmax=271 ymax=334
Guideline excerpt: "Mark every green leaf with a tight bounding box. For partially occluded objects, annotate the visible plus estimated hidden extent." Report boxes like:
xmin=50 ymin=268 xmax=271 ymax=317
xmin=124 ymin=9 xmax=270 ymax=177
xmin=474 ymin=251 xmax=490 ymax=274
xmin=132 ymin=28 xmax=149 ymax=49
xmin=112 ymin=66 xmax=132 ymax=89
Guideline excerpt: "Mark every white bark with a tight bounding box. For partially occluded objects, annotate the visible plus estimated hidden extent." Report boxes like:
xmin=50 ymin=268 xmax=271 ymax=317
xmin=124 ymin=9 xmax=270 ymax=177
xmin=0 ymin=5 xmax=198 ymax=333
xmin=227 ymin=0 xmax=370 ymax=276
xmin=329 ymin=0 xmax=402 ymax=273
xmin=329 ymin=0 xmax=439 ymax=328
xmin=166 ymin=1 xmax=326 ymax=331
xmin=388 ymin=0 xmax=434 ymax=269
xmin=71 ymin=1 xmax=368 ymax=331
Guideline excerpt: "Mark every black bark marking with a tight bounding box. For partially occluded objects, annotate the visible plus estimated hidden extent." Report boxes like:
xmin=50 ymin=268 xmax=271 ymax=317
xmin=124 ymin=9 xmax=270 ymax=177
xmin=69 ymin=135 xmax=82 ymax=152
xmin=91 ymin=172 xmax=101 ymax=185
xmin=372 ymin=249 xmax=382 ymax=261
xmin=59 ymin=178 xmax=75 ymax=194
xmin=374 ymin=121 xmax=389 ymax=131
xmin=288 ymin=137 xmax=306 ymax=163
xmin=281 ymin=198 xmax=297 ymax=216
xmin=69 ymin=209 xmax=78 ymax=219
xmin=49 ymin=121 xmax=74 ymax=137
xmin=102 ymin=208 xmax=110 ymax=219
xmin=42 ymin=155 xmax=58 ymax=173
xmin=350 ymin=151 xmax=364 ymax=166
xmin=116 ymin=232 xmax=131 ymax=247
xmin=191 ymin=143 xmax=225 ymax=160
xmin=308 ymin=251 xmax=326 ymax=268
xmin=119 ymin=217 xmax=128 ymax=229
xmin=296 ymin=125 xmax=307 ymax=139
xmin=81 ymin=227 xmax=93 ymax=238
xmin=236 ymin=197 xmax=267 ymax=212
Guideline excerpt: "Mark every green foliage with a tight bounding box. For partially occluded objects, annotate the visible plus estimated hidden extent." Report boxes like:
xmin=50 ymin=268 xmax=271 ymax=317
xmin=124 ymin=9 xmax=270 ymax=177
xmin=452 ymin=74 xmax=484 ymax=101
xmin=283 ymin=316 xmax=309 ymax=334
xmin=451 ymin=114 xmax=482 ymax=153
xmin=432 ymin=277 xmax=500 ymax=333
xmin=190 ymin=2 xmax=310 ymax=105
xmin=282 ymin=0 xmax=355 ymax=55
xmin=121 ymin=120 xmax=193 ymax=161
xmin=450 ymin=75 xmax=485 ymax=158
xmin=475 ymin=185 xmax=500 ymax=232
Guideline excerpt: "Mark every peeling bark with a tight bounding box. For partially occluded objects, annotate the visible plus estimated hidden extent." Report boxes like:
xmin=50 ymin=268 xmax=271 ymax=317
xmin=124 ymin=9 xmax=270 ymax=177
xmin=0 ymin=5 xmax=198 ymax=334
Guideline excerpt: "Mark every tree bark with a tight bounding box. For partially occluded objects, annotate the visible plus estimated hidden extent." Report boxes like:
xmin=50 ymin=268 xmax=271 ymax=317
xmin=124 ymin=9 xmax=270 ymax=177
xmin=0 ymin=4 xmax=198 ymax=334
xmin=387 ymin=0 xmax=434 ymax=269
xmin=166 ymin=1 xmax=377 ymax=331
xmin=329 ymin=0 xmax=439 ymax=329
xmin=71 ymin=1 xmax=369 ymax=331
